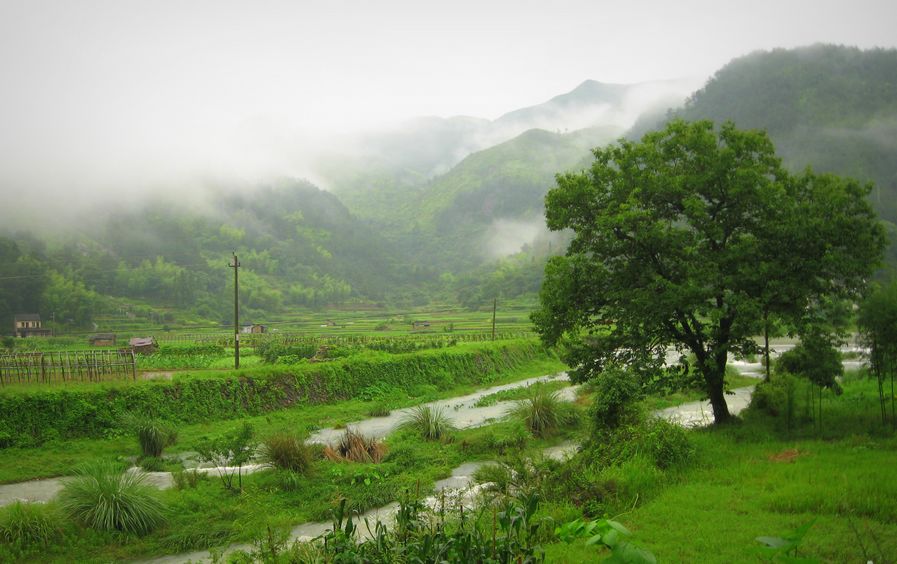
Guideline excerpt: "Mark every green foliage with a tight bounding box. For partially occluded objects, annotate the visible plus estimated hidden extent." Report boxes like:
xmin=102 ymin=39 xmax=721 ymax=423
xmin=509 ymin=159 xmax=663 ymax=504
xmin=591 ymin=366 xmax=644 ymax=430
xmin=534 ymin=118 xmax=885 ymax=425
xmin=170 ymin=468 xmax=207 ymax=490
xmin=0 ymin=340 xmax=546 ymax=447
xmin=512 ymin=388 xmax=576 ymax=438
xmin=259 ymin=431 xmax=313 ymax=474
xmin=590 ymin=417 xmax=694 ymax=471
xmin=857 ymin=279 xmax=897 ymax=428
xmin=0 ymin=501 xmax=64 ymax=551
xmin=58 ymin=461 xmax=166 ymax=535
xmin=756 ymin=519 xmax=819 ymax=563
xmin=135 ymin=419 xmax=177 ymax=458
xmin=751 ymin=374 xmax=804 ymax=430
xmin=776 ymin=336 xmax=844 ymax=392
xmin=675 ymin=45 xmax=897 ymax=226
xmin=195 ymin=422 xmax=257 ymax=491
xmin=556 ymin=518 xmax=656 ymax=563
xmin=400 ymin=405 xmax=455 ymax=441
xmin=270 ymin=491 xmax=549 ymax=562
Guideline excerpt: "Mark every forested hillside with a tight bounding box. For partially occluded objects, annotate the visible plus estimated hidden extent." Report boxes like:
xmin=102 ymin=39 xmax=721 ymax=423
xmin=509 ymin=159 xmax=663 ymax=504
xmin=0 ymin=180 xmax=422 ymax=332
xmin=671 ymin=44 xmax=897 ymax=223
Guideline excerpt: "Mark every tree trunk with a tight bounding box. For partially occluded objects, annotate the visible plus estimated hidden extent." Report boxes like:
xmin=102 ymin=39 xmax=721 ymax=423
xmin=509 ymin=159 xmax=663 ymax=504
xmin=704 ymin=350 xmax=731 ymax=424
xmin=707 ymin=375 xmax=731 ymax=424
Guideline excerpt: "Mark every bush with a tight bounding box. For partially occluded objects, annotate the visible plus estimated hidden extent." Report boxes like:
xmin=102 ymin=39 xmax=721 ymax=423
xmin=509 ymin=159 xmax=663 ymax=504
xmin=136 ymin=419 xmax=178 ymax=458
xmin=0 ymin=501 xmax=64 ymax=549
xmin=400 ymin=405 xmax=454 ymax=441
xmin=260 ymin=431 xmax=313 ymax=474
xmin=512 ymin=388 xmax=575 ymax=438
xmin=195 ymin=422 xmax=257 ymax=491
xmin=323 ymin=428 xmax=386 ymax=463
xmin=590 ymin=366 xmax=643 ymax=430
xmin=590 ymin=416 xmax=693 ymax=470
xmin=641 ymin=417 xmax=694 ymax=469
xmin=58 ymin=461 xmax=166 ymax=535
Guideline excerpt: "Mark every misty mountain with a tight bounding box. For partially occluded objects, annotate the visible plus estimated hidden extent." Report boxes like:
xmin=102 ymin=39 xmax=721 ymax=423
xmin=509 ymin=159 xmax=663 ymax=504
xmin=386 ymin=125 xmax=622 ymax=273
xmin=326 ymin=79 xmax=695 ymax=221
xmin=661 ymin=44 xmax=897 ymax=225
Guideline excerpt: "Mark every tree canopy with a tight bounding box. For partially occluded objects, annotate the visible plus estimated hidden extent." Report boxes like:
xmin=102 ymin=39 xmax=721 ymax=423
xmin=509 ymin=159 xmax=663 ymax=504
xmin=533 ymin=119 xmax=886 ymax=423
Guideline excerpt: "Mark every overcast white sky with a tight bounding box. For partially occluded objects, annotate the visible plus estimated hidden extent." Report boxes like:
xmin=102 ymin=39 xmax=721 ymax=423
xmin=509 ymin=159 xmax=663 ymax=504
xmin=1 ymin=0 xmax=895 ymax=214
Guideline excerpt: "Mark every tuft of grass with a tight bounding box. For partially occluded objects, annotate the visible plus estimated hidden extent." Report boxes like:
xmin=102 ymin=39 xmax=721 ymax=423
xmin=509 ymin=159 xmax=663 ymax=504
xmin=0 ymin=501 xmax=64 ymax=548
xmin=171 ymin=468 xmax=207 ymax=490
xmin=260 ymin=431 xmax=314 ymax=474
xmin=367 ymin=402 xmax=392 ymax=417
xmin=400 ymin=405 xmax=455 ymax=441
xmin=323 ymin=428 xmax=386 ymax=463
xmin=58 ymin=461 xmax=166 ymax=535
xmin=512 ymin=388 xmax=574 ymax=438
xmin=136 ymin=419 xmax=178 ymax=459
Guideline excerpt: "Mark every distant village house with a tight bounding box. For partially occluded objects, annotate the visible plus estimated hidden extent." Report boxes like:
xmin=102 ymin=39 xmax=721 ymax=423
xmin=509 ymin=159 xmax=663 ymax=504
xmin=241 ymin=324 xmax=267 ymax=334
xmin=13 ymin=314 xmax=52 ymax=338
xmin=411 ymin=320 xmax=431 ymax=330
xmin=89 ymin=333 xmax=117 ymax=346
xmin=129 ymin=337 xmax=158 ymax=354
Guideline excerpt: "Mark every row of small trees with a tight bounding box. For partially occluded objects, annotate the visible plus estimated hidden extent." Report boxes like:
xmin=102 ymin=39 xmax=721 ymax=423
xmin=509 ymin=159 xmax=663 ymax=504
xmin=858 ymin=280 xmax=897 ymax=429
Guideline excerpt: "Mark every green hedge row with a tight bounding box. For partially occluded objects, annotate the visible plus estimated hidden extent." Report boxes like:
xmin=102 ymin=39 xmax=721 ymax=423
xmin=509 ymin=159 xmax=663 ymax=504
xmin=0 ymin=340 xmax=552 ymax=447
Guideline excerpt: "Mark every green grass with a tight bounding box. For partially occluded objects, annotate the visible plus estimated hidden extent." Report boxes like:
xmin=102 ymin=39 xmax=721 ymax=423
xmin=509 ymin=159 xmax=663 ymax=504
xmin=399 ymin=405 xmax=455 ymax=441
xmin=541 ymin=376 xmax=897 ymax=563
xmin=0 ymin=356 xmax=565 ymax=483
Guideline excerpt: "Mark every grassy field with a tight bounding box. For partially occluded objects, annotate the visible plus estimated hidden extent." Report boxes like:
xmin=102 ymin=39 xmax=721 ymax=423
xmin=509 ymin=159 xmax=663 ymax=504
xmin=544 ymin=376 xmax=897 ymax=563
xmin=20 ymin=300 xmax=540 ymax=344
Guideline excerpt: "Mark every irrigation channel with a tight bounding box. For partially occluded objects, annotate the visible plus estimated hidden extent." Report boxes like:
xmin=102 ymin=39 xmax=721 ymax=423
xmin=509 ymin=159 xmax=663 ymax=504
xmin=0 ymin=341 xmax=866 ymax=563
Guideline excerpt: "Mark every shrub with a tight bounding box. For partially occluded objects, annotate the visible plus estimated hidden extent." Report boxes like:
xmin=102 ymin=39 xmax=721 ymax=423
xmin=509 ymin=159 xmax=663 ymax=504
xmin=260 ymin=431 xmax=313 ymax=474
xmin=641 ymin=417 xmax=694 ymax=469
xmin=58 ymin=461 xmax=166 ymax=535
xmin=590 ymin=416 xmax=694 ymax=470
xmin=323 ymin=428 xmax=386 ymax=463
xmin=195 ymin=422 xmax=257 ymax=491
xmin=590 ymin=366 xmax=643 ymax=430
xmin=512 ymin=389 xmax=574 ymax=438
xmin=400 ymin=405 xmax=454 ymax=441
xmin=136 ymin=419 xmax=178 ymax=458
xmin=0 ymin=501 xmax=64 ymax=548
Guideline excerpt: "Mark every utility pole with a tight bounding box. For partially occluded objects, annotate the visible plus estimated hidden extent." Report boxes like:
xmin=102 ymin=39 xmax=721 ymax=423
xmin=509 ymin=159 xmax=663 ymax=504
xmin=491 ymin=298 xmax=497 ymax=341
xmin=229 ymin=252 xmax=240 ymax=369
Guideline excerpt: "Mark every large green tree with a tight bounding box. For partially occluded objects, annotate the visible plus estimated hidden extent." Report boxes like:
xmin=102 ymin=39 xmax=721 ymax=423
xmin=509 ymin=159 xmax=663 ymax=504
xmin=533 ymin=120 xmax=885 ymax=424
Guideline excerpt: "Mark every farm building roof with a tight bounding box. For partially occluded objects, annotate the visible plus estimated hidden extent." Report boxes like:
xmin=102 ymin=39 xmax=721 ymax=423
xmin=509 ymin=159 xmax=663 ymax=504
xmin=14 ymin=313 xmax=41 ymax=321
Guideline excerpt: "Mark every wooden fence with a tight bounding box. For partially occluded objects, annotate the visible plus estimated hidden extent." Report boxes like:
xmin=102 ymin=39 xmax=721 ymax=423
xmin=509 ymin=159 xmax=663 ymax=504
xmin=0 ymin=350 xmax=137 ymax=386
